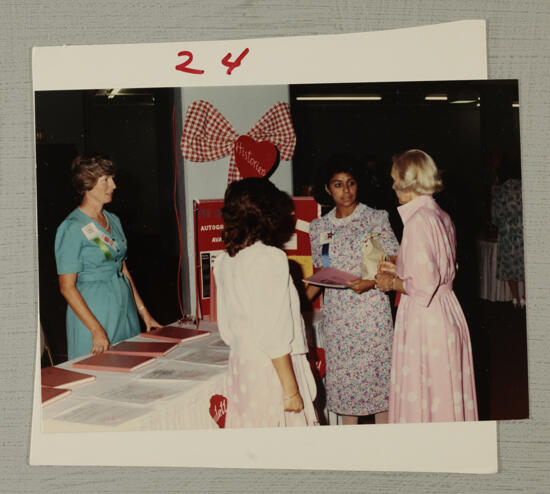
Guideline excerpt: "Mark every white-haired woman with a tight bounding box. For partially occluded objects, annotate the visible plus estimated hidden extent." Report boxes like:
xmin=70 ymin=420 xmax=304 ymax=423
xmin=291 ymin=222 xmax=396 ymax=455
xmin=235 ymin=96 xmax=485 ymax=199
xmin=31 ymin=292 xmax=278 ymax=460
xmin=375 ymin=149 xmax=478 ymax=424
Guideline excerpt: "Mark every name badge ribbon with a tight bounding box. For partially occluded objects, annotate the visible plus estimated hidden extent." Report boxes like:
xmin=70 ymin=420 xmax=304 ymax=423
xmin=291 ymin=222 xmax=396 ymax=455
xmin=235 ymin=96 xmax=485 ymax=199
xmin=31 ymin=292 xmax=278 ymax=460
xmin=320 ymin=231 xmax=333 ymax=268
xmin=81 ymin=222 xmax=118 ymax=260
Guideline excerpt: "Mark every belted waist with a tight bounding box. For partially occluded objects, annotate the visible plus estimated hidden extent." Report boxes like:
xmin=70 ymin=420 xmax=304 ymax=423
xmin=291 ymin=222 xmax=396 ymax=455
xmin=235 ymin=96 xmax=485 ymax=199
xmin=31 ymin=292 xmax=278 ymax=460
xmin=77 ymin=265 xmax=124 ymax=283
xmin=436 ymin=282 xmax=453 ymax=295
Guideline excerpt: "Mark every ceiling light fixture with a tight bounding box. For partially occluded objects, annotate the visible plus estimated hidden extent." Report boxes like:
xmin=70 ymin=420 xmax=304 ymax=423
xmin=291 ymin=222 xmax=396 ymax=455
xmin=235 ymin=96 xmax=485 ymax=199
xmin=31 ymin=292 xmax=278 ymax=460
xmin=107 ymin=88 xmax=122 ymax=99
xmin=296 ymin=95 xmax=382 ymax=101
xmin=425 ymin=94 xmax=448 ymax=101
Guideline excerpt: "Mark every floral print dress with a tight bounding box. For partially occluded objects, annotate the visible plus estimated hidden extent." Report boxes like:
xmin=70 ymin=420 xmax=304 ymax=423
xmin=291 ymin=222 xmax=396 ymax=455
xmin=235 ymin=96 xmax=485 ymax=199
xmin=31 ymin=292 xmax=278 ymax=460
xmin=491 ymin=179 xmax=525 ymax=281
xmin=309 ymin=203 xmax=399 ymax=415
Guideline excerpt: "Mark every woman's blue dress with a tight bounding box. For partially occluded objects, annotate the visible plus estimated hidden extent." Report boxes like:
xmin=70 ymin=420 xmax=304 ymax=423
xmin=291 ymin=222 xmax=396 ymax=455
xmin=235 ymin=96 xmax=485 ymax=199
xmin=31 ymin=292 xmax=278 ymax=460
xmin=55 ymin=208 xmax=140 ymax=360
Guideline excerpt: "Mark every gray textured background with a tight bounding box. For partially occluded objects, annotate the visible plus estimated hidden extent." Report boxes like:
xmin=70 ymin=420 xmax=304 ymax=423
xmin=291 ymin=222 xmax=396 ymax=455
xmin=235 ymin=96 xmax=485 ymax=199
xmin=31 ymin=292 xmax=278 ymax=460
xmin=1 ymin=1 xmax=549 ymax=492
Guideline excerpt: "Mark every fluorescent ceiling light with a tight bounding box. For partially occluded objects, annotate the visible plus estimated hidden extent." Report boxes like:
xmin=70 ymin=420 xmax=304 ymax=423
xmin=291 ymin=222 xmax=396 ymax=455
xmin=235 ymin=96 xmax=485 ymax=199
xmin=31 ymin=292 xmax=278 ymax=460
xmin=296 ymin=95 xmax=382 ymax=101
xmin=107 ymin=88 xmax=122 ymax=99
xmin=425 ymin=94 xmax=447 ymax=101
xmin=512 ymin=102 xmax=520 ymax=108
xmin=449 ymin=99 xmax=477 ymax=104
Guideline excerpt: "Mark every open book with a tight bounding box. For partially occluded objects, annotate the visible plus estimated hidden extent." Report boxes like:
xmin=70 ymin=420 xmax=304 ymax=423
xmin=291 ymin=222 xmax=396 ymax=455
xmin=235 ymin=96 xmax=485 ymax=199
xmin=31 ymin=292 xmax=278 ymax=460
xmin=303 ymin=267 xmax=357 ymax=288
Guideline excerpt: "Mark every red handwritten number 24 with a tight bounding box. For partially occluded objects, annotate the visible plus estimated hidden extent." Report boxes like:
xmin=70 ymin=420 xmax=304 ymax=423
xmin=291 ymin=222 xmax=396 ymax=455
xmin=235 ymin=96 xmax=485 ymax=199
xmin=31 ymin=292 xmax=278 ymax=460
xmin=175 ymin=48 xmax=249 ymax=75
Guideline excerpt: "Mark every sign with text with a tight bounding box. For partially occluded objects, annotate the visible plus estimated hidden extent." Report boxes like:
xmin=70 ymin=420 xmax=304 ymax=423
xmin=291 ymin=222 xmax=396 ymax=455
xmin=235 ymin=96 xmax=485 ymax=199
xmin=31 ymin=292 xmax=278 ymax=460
xmin=194 ymin=196 xmax=320 ymax=317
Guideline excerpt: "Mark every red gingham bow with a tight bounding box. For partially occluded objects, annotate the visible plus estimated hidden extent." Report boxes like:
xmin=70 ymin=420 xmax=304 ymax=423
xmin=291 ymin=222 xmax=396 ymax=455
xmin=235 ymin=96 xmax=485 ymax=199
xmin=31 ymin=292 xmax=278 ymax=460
xmin=181 ymin=100 xmax=296 ymax=183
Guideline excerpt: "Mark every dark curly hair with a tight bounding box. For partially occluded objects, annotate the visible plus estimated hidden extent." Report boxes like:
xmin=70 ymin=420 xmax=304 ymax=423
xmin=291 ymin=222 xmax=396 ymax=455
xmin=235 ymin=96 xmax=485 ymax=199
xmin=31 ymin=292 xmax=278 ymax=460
xmin=221 ymin=178 xmax=294 ymax=257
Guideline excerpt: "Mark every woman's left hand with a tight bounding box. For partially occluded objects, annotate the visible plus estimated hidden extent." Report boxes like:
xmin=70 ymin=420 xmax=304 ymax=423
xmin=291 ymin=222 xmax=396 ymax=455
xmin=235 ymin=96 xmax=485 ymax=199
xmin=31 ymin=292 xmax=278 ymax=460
xmin=141 ymin=311 xmax=161 ymax=332
xmin=347 ymin=278 xmax=376 ymax=294
xmin=375 ymin=272 xmax=395 ymax=292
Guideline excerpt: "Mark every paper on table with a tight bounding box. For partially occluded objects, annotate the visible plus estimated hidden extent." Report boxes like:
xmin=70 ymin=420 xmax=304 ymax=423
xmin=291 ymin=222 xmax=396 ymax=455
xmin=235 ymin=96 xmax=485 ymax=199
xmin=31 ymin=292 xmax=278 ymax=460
xmin=172 ymin=348 xmax=229 ymax=366
xmin=206 ymin=337 xmax=230 ymax=349
xmin=139 ymin=361 xmax=224 ymax=381
xmin=303 ymin=267 xmax=357 ymax=288
xmin=96 ymin=382 xmax=187 ymax=405
xmin=52 ymin=401 xmax=152 ymax=427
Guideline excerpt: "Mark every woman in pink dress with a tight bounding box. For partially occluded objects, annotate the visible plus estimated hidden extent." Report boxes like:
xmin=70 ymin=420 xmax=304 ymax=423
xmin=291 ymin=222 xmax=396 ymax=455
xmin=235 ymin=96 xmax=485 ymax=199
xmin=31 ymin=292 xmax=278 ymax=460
xmin=214 ymin=178 xmax=318 ymax=428
xmin=375 ymin=149 xmax=478 ymax=423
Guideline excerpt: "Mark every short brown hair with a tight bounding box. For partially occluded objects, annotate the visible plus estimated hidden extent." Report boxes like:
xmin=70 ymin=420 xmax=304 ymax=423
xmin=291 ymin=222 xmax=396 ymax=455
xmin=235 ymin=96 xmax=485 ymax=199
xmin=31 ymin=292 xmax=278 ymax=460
xmin=71 ymin=155 xmax=116 ymax=196
xmin=392 ymin=149 xmax=443 ymax=195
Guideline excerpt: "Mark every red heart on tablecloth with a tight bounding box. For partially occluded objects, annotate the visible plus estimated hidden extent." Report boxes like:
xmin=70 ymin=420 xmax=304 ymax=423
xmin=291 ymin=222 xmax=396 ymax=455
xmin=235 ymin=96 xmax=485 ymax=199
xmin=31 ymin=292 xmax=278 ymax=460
xmin=209 ymin=394 xmax=227 ymax=428
xmin=234 ymin=135 xmax=277 ymax=178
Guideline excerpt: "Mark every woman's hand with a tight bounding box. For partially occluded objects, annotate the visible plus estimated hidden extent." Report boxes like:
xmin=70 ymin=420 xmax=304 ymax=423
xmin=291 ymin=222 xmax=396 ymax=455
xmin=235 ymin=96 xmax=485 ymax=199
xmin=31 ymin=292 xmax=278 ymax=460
xmin=283 ymin=391 xmax=304 ymax=413
xmin=347 ymin=278 xmax=376 ymax=294
xmin=271 ymin=353 xmax=304 ymax=413
xmin=375 ymin=272 xmax=396 ymax=292
xmin=141 ymin=311 xmax=161 ymax=332
xmin=378 ymin=260 xmax=397 ymax=275
xmin=91 ymin=328 xmax=110 ymax=355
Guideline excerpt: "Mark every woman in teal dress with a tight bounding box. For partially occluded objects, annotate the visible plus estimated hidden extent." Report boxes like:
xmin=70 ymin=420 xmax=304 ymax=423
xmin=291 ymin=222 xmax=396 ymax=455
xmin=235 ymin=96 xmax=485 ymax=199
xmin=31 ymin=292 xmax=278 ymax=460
xmin=55 ymin=155 xmax=160 ymax=360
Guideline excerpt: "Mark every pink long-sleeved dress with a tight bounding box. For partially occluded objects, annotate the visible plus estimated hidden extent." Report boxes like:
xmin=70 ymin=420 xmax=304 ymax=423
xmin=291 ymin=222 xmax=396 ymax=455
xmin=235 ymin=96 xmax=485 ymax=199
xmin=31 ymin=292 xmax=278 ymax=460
xmin=389 ymin=195 xmax=478 ymax=423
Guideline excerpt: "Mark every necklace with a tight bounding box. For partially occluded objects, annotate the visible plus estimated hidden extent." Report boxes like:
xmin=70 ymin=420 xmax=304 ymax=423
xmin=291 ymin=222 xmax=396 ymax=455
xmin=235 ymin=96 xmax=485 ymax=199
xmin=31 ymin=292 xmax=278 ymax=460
xmin=98 ymin=212 xmax=110 ymax=231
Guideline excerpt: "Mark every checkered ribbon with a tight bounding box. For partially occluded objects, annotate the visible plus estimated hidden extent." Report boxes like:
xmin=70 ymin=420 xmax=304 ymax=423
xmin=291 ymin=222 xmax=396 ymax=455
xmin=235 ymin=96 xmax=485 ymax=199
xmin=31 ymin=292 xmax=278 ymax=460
xmin=181 ymin=100 xmax=296 ymax=183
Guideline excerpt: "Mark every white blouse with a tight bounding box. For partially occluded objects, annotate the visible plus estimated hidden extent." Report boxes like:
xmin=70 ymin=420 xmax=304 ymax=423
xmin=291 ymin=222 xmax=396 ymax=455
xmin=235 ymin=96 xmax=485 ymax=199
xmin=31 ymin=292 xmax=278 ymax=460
xmin=213 ymin=241 xmax=308 ymax=360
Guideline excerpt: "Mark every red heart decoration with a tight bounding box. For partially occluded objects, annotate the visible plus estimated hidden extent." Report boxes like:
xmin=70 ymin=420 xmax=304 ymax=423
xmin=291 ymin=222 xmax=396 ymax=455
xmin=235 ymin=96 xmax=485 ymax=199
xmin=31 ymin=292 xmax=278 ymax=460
xmin=234 ymin=135 xmax=277 ymax=178
xmin=209 ymin=394 xmax=227 ymax=428
xmin=314 ymin=347 xmax=326 ymax=379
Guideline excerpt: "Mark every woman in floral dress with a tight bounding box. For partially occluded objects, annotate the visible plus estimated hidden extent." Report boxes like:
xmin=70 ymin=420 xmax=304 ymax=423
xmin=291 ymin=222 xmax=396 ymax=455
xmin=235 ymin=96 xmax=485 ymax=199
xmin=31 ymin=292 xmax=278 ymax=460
xmin=307 ymin=154 xmax=399 ymax=425
xmin=492 ymin=162 xmax=525 ymax=307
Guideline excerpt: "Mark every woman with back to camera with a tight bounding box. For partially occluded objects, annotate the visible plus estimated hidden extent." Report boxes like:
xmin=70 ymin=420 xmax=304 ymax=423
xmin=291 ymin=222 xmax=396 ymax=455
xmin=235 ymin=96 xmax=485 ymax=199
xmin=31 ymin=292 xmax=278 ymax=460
xmin=55 ymin=155 xmax=160 ymax=361
xmin=214 ymin=177 xmax=318 ymax=428
xmin=375 ymin=149 xmax=478 ymax=423
xmin=307 ymin=154 xmax=399 ymax=425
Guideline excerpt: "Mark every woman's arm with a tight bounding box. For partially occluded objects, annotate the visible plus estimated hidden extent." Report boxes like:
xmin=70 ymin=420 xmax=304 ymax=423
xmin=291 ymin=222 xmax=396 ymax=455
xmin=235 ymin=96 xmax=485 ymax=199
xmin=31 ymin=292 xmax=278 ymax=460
xmin=58 ymin=273 xmax=110 ymax=355
xmin=122 ymin=261 xmax=160 ymax=331
xmin=305 ymin=268 xmax=323 ymax=301
xmin=271 ymin=353 xmax=304 ymax=413
xmin=347 ymin=278 xmax=376 ymax=294
xmin=375 ymin=271 xmax=407 ymax=294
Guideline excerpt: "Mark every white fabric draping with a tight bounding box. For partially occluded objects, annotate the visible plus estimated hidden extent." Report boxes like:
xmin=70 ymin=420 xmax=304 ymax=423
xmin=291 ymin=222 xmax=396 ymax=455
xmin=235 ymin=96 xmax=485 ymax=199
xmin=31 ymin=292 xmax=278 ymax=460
xmin=41 ymin=324 xmax=229 ymax=433
xmin=478 ymin=239 xmax=524 ymax=302
xmin=308 ymin=310 xmax=340 ymax=426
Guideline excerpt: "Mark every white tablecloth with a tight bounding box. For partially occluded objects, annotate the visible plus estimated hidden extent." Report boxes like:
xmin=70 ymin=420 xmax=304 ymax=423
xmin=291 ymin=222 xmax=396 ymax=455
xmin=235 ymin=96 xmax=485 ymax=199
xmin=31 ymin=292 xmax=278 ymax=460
xmin=41 ymin=321 xmax=228 ymax=432
xmin=478 ymin=239 xmax=524 ymax=302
